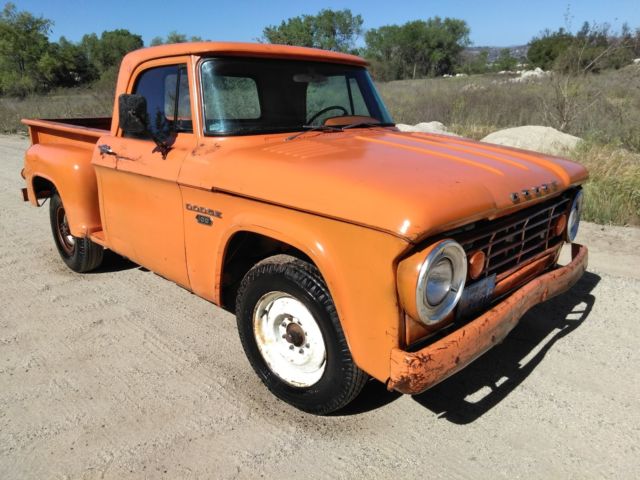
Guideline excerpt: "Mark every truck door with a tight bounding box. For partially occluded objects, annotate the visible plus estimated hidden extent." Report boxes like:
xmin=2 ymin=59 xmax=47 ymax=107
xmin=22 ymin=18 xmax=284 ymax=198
xmin=95 ymin=60 xmax=196 ymax=288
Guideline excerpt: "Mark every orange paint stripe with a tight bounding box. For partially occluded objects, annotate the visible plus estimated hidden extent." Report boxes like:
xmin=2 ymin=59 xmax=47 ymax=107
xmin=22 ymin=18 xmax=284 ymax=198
xmin=387 ymin=133 xmax=529 ymax=171
xmin=355 ymin=135 xmax=505 ymax=176
xmin=412 ymin=133 xmax=570 ymax=183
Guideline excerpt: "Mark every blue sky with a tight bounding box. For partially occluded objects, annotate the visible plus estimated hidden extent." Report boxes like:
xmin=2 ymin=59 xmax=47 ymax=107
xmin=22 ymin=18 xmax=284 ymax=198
xmin=11 ymin=0 xmax=640 ymax=47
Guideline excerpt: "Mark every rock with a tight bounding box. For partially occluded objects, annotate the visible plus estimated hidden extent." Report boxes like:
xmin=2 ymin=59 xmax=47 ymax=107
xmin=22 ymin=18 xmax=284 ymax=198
xmin=633 ymin=58 xmax=640 ymax=65
xmin=510 ymin=67 xmax=551 ymax=83
xmin=395 ymin=121 xmax=459 ymax=136
xmin=481 ymin=126 xmax=582 ymax=156
xmin=461 ymin=83 xmax=485 ymax=92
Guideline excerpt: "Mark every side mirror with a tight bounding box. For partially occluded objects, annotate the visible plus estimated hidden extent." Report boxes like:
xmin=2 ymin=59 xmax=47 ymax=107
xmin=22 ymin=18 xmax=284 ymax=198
xmin=118 ymin=94 xmax=148 ymax=135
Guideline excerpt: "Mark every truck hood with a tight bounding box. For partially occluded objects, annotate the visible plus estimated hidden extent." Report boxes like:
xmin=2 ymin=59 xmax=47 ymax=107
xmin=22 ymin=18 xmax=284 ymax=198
xmin=187 ymin=129 xmax=588 ymax=241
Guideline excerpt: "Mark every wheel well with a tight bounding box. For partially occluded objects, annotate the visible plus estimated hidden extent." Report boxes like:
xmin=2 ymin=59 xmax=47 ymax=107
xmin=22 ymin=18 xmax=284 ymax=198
xmin=32 ymin=176 xmax=55 ymax=199
xmin=220 ymin=231 xmax=313 ymax=311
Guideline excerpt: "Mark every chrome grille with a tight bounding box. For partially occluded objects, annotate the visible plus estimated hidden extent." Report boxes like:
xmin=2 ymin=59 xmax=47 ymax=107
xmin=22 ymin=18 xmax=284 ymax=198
xmin=455 ymin=192 xmax=573 ymax=280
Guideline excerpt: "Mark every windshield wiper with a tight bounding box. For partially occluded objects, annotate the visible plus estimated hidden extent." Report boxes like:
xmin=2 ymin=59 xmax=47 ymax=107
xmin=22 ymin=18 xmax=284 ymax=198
xmin=342 ymin=122 xmax=394 ymax=130
xmin=285 ymin=124 xmax=344 ymax=141
xmin=285 ymin=122 xmax=394 ymax=141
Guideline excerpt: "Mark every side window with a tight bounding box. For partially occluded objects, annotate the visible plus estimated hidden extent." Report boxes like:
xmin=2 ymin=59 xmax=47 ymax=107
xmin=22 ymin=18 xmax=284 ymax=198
xmin=132 ymin=64 xmax=192 ymax=136
xmin=306 ymin=76 xmax=371 ymax=124
xmin=165 ymin=66 xmax=192 ymax=131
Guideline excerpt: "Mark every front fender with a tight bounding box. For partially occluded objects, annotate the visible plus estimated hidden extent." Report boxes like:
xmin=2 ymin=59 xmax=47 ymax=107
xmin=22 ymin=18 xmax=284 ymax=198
xmin=181 ymin=187 xmax=409 ymax=382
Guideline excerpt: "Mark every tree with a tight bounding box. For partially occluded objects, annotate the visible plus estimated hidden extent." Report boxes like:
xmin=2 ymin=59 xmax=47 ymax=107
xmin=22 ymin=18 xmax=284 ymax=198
xmin=529 ymin=24 xmax=635 ymax=74
xmin=94 ymin=29 xmax=143 ymax=70
xmin=263 ymin=9 xmax=363 ymax=53
xmin=79 ymin=29 xmax=143 ymax=91
xmin=79 ymin=33 xmax=100 ymax=71
xmin=79 ymin=29 xmax=143 ymax=74
xmin=39 ymin=36 xmax=97 ymax=88
xmin=458 ymin=49 xmax=489 ymax=75
xmin=527 ymin=28 xmax=577 ymax=70
xmin=495 ymin=48 xmax=518 ymax=71
xmin=364 ymin=17 xmax=470 ymax=80
xmin=0 ymin=4 xmax=144 ymax=95
xmin=150 ymin=31 xmax=203 ymax=46
xmin=364 ymin=25 xmax=404 ymax=80
xmin=0 ymin=2 xmax=52 ymax=95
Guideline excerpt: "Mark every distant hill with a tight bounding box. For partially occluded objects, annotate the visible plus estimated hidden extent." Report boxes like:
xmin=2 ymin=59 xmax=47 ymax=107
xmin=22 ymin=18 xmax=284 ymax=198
xmin=465 ymin=45 xmax=529 ymax=62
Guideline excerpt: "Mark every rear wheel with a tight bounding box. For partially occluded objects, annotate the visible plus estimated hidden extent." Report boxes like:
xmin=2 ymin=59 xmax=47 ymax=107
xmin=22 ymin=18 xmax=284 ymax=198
xmin=49 ymin=192 xmax=103 ymax=273
xmin=235 ymin=255 xmax=367 ymax=415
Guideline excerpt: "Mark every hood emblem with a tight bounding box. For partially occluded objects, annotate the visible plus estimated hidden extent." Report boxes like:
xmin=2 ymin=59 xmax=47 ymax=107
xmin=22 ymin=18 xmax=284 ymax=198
xmin=511 ymin=181 xmax=558 ymax=203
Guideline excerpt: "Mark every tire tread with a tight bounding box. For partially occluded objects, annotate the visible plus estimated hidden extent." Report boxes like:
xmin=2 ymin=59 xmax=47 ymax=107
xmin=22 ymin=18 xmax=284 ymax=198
xmin=49 ymin=192 xmax=104 ymax=273
xmin=236 ymin=254 xmax=367 ymax=414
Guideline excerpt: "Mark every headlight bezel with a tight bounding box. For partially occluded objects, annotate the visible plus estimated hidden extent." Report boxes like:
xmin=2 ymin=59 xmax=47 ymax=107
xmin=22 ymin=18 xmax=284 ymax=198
xmin=566 ymin=189 xmax=583 ymax=242
xmin=415 ymin=239 xmax=467 ymax=325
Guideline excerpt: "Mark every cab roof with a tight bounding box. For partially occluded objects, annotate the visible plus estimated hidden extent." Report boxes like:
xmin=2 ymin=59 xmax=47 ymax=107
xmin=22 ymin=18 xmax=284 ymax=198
xmin=120 ymin=42 xmax=368 ymax=72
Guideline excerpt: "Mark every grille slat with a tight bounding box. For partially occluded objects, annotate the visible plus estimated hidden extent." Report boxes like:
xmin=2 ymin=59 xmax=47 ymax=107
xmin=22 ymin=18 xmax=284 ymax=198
xmin=456 ymin=193 xmax=573 ymax=280
xmin=460 ymin=207 xmax=567 ymax=250
xmin=487 ymin=237 xmax=550 ymax=274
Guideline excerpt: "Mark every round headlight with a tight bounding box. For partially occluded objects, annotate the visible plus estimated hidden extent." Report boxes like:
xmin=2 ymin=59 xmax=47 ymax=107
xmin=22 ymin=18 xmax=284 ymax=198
xmin=425 ymin=257 xmax=453 ymax=306
xmin=567 ymin=190 xmax=583 ymax=242
xmin=416 ymin=240 xmax=467 ymax=324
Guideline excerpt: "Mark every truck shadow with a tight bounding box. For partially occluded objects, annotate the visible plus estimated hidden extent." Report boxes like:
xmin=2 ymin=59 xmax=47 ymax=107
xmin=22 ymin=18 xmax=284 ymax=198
xmin=90 ymin=250 xmax=139 ymax=273
xmin=340 ymin=271 xmax=600 ymax=418
xmin=411 ymin=271 xmax=600 ymax=424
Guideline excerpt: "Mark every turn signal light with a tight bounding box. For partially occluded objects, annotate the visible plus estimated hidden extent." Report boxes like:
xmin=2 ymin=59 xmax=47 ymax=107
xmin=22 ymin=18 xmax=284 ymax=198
xmin=554 ymin=214 xmax=568 ymax=237
xmin=468 ymin=250 xmax=486 ymax=280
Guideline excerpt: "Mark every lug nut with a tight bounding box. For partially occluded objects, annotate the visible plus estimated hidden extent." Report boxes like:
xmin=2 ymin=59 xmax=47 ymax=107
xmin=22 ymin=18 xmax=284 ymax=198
xmin=298 ymin=349 xmax=304 ymax=354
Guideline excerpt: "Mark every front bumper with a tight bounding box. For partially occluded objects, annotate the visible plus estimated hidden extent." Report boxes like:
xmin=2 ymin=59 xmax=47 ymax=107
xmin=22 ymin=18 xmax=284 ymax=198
xmin=388 ymin=243 xmax=588 ymax=395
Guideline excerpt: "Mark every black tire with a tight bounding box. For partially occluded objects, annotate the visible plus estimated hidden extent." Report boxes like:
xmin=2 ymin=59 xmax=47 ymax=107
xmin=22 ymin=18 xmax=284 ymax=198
xmin=235 ymin=254 xmax=367 ymax=415
xmin=49 ymin=191 xmax=103 ymax=273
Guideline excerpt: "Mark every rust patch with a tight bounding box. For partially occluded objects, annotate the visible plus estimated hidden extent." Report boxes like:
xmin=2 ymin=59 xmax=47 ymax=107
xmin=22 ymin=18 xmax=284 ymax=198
xmin=388 ymin=244 xmax=588 ymax=395
xmin=191 ymin=143 xmax=221 ymax=156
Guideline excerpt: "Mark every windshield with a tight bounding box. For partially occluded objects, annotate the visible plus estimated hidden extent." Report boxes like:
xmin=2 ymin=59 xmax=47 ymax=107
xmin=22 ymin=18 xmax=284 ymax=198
xmin=200 ymin=58 xmax=393 ymax=136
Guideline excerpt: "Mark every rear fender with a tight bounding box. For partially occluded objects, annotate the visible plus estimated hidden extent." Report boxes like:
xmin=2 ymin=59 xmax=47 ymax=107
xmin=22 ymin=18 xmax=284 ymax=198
xmin=24 ymin=143 xmax=101 ymax=237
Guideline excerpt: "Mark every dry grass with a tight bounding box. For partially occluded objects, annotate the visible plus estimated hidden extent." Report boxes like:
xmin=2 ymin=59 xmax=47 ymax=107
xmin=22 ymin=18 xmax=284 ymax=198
xmin=574 ymin=143 xmax=640 ymax=226
xmin=377 ymin=65 xmax=640 ymax=151
xmin=0 ymin=88 xmax=112 ymax=132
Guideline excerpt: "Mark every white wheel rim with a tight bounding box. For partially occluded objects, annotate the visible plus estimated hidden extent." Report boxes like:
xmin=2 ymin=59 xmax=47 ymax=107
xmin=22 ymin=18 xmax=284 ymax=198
xmin=253 ymin=291 xmax=326 ymax=387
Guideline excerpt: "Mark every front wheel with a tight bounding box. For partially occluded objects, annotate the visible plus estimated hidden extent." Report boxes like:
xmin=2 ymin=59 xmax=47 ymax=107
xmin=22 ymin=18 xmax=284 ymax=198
xmin=235 ymin=255 xmax=367 ymax=414
xmin=49 ymin=192 xmax=103 ymax=273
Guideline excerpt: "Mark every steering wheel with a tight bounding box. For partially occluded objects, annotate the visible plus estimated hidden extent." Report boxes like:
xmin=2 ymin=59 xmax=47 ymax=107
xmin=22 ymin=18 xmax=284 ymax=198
xmin=306 ymin=105 xmax=349 ymax=125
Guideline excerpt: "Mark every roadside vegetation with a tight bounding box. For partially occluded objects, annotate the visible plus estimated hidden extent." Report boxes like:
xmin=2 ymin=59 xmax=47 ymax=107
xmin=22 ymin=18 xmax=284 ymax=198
xmin=1 ymin=3 xmax=638 ymax=225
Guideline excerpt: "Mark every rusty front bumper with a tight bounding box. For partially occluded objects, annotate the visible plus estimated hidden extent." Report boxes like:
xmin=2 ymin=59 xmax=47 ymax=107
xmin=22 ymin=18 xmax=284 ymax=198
xmin=388 ymin=243 xmax=588 ymax=395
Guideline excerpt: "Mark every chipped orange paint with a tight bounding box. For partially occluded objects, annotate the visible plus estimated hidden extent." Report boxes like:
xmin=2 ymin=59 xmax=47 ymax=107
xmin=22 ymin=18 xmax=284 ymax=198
xmin=389 ymin=243 xmax=588 ymax=394
xmin=21 ymin=42 xmax=589 ymax=390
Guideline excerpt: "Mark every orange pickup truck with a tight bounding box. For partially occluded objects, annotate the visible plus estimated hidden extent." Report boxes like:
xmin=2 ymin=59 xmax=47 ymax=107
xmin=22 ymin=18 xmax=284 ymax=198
xmin=21 ymin=42 xmax=588 ymax=414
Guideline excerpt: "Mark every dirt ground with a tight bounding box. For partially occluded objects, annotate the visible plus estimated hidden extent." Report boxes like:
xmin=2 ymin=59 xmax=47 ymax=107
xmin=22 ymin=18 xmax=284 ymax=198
xmin=1 ymin=134 xmax=639 ymax=479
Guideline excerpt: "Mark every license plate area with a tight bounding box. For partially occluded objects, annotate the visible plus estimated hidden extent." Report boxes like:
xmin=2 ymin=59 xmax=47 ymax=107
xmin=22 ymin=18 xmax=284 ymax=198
xmin=456 ymin=274 xmax=496 ymax=321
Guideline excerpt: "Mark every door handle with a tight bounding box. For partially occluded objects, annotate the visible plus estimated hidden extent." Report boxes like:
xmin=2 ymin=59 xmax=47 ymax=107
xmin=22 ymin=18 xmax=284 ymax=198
xmin=98 ymin=144 xmax=116 ymax=156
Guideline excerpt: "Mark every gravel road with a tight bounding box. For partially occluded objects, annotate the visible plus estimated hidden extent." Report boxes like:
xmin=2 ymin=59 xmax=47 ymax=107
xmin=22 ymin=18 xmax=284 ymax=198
xmin=1 ymin=134 xmax=639 ymax=479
